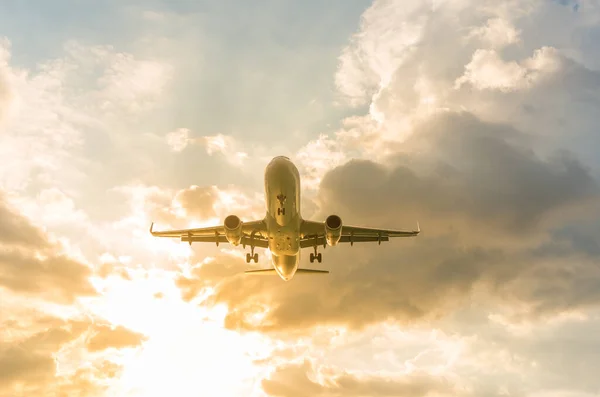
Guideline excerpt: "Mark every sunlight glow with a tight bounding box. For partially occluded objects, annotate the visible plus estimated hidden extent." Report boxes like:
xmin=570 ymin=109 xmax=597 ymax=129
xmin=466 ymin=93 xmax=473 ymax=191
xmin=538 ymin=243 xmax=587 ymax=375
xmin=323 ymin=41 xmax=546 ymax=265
xmin=83 ymin=270 xmax=275 ymax=397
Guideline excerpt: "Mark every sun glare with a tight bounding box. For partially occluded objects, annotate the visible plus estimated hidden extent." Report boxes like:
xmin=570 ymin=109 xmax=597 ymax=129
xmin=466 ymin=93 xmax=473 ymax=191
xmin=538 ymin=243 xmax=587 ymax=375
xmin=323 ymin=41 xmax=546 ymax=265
xmin=83 ymin=271 xmax=274 ymax=396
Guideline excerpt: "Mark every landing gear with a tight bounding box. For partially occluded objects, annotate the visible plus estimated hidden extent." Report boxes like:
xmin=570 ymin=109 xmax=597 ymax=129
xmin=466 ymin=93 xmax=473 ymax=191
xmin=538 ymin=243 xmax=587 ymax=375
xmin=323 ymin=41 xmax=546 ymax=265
xmin=246 ymin=251 xmax=259 ymax=263
xmin=245 ymin=230 xmax=259 ymax=263
xmin=277 ymin=207 xmax=286 ymax=216
xmin=309 ymin=245 xmax=322 ymax=263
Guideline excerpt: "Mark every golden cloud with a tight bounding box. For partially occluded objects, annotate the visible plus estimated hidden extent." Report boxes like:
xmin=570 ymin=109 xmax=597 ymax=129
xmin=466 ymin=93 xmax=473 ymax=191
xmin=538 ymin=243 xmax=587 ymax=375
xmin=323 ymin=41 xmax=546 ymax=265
xmin=86 ymin=324 xmax=148 ymax=353
xmin=175 ymin=111 xmax=600 ymax=335
xmin=262 ymin=360 xmax=456 ymax=397
xmin=0 ymin=194 xmax=97 ymax=303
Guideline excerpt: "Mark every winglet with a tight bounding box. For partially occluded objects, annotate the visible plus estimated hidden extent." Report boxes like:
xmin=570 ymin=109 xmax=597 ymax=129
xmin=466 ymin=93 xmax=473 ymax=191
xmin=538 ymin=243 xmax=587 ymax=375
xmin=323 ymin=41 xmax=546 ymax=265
xmin=417 ymin=221 xmax=420 ymax=232
xmin=149 ymin=222 xmax=154 ymax=235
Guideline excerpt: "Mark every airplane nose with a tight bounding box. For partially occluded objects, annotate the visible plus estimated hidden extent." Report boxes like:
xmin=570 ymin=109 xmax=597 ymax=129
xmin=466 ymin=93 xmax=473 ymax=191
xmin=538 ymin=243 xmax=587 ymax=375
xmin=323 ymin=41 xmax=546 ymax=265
xmin=271 ymin=254 xmax=298 ymax=281
xmin=278 ymin=266 xmax=294 ymax=281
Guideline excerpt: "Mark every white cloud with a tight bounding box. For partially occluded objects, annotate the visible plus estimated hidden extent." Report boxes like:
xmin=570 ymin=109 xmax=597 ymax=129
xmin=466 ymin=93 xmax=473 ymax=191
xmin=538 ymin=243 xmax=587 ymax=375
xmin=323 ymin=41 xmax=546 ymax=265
xmin=166 ymin=128 xmax=191 ymax=152
xmin=335 ymin=0 xmax=428 ymax=108
xmin=0 ymin=37 xmax=14 ymax=126
xmin=200 ymin=134 xmax=249 ymax=167
xmin=468 ymin=17 xmax=521 ymax=48
xmin=0 ymin=38 xmax=174 ymax=194
xmin=295 ymin=134 xmax=348 ymax=190
xmin=63 ymin=41 xmax=173 ymax=116
xmin=455 ymin=47 xmax=561 ymax=92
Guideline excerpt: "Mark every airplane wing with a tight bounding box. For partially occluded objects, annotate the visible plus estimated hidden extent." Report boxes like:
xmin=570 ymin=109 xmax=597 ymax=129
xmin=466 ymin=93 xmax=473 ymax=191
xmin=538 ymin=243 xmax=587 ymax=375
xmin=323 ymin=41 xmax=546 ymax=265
xmin=149 ymin=219 xmax=269 ymax=248
xmin=299 ymin=219 xmax=420 ymax=248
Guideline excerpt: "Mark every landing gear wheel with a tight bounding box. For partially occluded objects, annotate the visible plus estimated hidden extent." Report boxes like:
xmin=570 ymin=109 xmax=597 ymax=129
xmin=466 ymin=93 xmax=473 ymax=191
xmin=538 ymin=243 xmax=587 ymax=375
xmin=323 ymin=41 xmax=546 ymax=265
xmin=317 ymin=253 xmax=322 ymax=263
xmin=246 ymin=253 xmax=251 ymax=263
xmin=253 ymin=253 xmax=259 ymax=262
xmin=310 ymin=253 xmax=315 ymax=263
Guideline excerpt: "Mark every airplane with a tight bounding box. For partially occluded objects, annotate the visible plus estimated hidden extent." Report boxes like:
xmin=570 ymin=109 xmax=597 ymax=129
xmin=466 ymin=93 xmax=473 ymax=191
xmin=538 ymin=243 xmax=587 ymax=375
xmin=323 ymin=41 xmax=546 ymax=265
xmin=149 ymin=155 xmax=420 ymax=281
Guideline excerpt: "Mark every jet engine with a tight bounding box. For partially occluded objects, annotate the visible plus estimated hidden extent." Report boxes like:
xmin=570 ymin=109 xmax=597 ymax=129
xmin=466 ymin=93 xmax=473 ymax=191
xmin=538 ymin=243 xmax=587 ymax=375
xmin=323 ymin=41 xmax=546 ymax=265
xmin=224 ymin=215 xmax=243 ymax=246
xmin=324 ymin=214 xmax=342 ymax=246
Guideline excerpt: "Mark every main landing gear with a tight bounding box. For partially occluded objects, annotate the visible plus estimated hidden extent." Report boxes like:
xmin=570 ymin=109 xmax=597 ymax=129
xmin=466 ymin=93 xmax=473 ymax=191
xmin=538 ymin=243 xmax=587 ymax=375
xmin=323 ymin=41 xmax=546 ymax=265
xmin=246 ymin=249 xmax=259 ymax=263
xmin=245 ymin=231 xmax=259 ymax=263
xmin=277 ymin=207 xmax=286 ymax=215
xmin=309 ymin=246 xmax=322 ymax=263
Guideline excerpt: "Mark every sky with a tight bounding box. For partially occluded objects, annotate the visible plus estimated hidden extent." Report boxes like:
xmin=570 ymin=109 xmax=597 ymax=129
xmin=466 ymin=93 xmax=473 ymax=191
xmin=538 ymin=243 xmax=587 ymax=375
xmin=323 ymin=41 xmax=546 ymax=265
xmin=1 ymin=0 xmax=600 ymax=396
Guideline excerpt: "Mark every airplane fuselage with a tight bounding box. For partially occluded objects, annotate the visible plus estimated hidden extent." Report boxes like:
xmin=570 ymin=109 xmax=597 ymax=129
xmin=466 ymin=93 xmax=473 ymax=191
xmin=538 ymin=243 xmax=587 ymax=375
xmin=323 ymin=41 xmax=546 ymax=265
xmin=264 ymin=156 xmax=302 ymax=280
xmin=150 ymin=156 xmax=419 ymax=282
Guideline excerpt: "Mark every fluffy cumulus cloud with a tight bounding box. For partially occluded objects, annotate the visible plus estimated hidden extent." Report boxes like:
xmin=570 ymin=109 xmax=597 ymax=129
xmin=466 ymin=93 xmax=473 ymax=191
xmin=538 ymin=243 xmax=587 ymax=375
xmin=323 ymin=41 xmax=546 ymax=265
xmin=0 ymin=311 xmax=146 ymax=396
xmin=0 ymin=193 xmax=97 ymax=303
xmin=172 ymin=0 xmax=600 ymax=395
xmin=186 ymin=0 xmax=600 ymax=326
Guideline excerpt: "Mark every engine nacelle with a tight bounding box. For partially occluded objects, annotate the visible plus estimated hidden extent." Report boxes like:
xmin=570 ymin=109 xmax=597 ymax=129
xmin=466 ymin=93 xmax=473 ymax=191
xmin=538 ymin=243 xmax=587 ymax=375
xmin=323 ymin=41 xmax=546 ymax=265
xmin=325 ymin=214 xmax=342 ymax=246
xmin=224 ymin=215 xmax=243 ymax=246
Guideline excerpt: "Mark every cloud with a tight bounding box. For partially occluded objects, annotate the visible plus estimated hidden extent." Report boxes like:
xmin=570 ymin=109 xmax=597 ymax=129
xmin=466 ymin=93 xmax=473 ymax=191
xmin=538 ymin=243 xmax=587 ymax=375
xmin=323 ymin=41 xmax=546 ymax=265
xmin=331 ymin=0 xmax=600 ymax=166
xmin=0 ymin=37 xmax=174 ymax=198
xmin=174 ymin=185 xmax=220 ymax=220
xmin=0 ymin=193 xmax=97 ymax=304
xmin=0 ymin=319 xmax=88 ymax=391
xmin=0 ymin=312 xmax=142 ymax=396
xmin=86 ymin=324 xmax=147 ymax=352
xmin=321 ymin=112 xmax=599 ymax=239
xmin=201 ymin=134 xmax=249 ymax=167
xmin=183 ymin=110 xmax=600 ymax=334
xmin=467 ymin=17 xmax=521 ymax=49
xmin=455 ymin=47 xmax=561 ymax=92
xmin=295 ymin=134 xmax=348 ymax=191
xmin=0 ymin=37 xmax=13 ymax=125
xmin=0 ymin=194 xmax=49 ymax=248
xmin=262 ymin=360 xmax=457 ymax=397
xmin=63 ymin=40 xmax=173 ymax=116
xmin=166 ymin=128 xmax=192 ymax=152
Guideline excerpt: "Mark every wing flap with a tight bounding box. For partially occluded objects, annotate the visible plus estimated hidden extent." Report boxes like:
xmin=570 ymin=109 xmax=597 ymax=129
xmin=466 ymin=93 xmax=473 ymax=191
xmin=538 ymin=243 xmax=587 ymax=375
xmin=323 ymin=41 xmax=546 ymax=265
xmin=342 ymin=225 xmax=419 ymax=237
xmin=180 ymin=234 xmax=269 ymax=248
xmin=299 ymin=235 xmax=389 ymax=248
xmin=299 ymin=219 xmax=418 ymax=248
xmin=150 ymin=219 xmax=269 ymax=247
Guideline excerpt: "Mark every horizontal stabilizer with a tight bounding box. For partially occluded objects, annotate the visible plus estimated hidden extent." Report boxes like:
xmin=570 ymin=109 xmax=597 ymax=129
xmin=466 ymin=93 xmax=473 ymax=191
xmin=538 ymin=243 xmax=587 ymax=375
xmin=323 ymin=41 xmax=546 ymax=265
xmin=244 ymin=268 xmax=329 ymax=275
xmin=244 ymin=269 xmax=278 ymax=275
xmin=296 ymin=269 xmax=329 ymax=274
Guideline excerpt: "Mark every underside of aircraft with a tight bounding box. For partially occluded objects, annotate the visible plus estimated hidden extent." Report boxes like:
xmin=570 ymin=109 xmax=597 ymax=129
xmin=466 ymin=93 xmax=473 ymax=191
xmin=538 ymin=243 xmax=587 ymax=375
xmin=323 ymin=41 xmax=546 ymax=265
xmin=150 ymin=156 xmax=420 ymax=281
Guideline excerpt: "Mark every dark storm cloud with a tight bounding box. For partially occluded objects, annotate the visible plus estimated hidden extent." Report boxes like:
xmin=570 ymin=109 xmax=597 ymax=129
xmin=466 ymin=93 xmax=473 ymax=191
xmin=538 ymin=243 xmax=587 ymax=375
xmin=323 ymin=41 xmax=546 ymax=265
xmin=0 ymin=194 xmax=97 ymax=303
xmin=319 ymin=112 xmax=598 ymax=237
xmin=181 ymin=111 xmax=600 ymax=333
